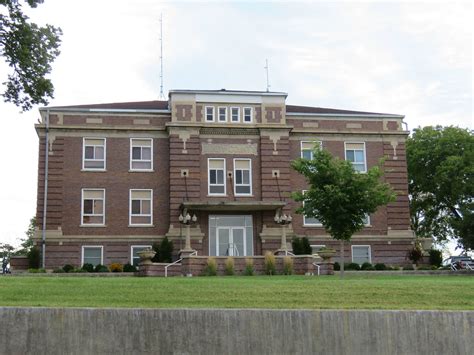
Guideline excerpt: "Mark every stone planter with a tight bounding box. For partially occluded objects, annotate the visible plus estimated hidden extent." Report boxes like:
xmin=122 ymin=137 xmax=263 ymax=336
xmin=317 ymin=248 xmax=336 ymax=260
xmin=137 ymin=249 xmax=156 ymax=265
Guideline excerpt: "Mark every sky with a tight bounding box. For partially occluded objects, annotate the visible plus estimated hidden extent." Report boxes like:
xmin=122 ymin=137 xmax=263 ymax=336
xmin=0 ymin=0 xmax=472 ymax=249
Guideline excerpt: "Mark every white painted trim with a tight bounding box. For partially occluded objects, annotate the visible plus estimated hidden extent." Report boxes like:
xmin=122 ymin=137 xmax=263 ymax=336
xmin=129 ymin=189 xmax=153 ymax=226
xmin=130 ymin=138 xmax=154 ymax=172
xmin=130 ymin=245 xmax=152 ymax=265
xmin=207 ymin=158 xmax=226 ymax=196
xmin=344 ymin=141 xmax=367 ymax=173
xmin=81 ymin=188 xmax=105 ymax=226
xmin=243 ymin=107 xmax=253 ymax=123
xmin=302 ymin=190 xmax=323 ymax=227
xmin=218 ymin=106 xmax=228 ymax=123
xmin=82 ymin=137 xmax=106 ymax=171
xmin=230 ymin=107 xmax=240 ymax=122
xmin=205 ymin=106 xmax=215 ymax=122
xmin=233 ymin=158 xmax=252 ymax=196
xmin=351 ymin=244 xmax=372 ymax=264
xmin=81 ymin=245 xmax=104 ymax=266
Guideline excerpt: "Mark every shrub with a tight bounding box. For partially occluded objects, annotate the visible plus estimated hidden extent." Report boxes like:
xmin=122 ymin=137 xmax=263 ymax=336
xmin=62 ymin=264 xmax=74 ymax=273
xmin=407 ymin=244 xmax=423 ymax=265
xmin=28 ymin=268 xmax=46 ymax=273
xmin=428 ymin=249 xmax=443 ymax=268
xmin=123 ymin=263 xmax=137 ymax=272
xmin=360 ymin=262 xmax=373 ymax=270
xmin=152 ymin=237 xmax=174 ymax=263
xmin=108 ymin=263 xmax=123 ymax=273
xmin=346 ymin=263 xmax=361 ymax=271
xmin=52 ymin=268 xmax=65 ymax=273
xmin=333 ymin=262 xmax=340 ymax=271
xmin=402 ymin=265 xmax=414 ymax=271
xmin=264 ymin=252 xmax=276 ymax=275
xmin=204 ymin=257 xmax=217 ymax=276
xmin=243 ymin=258 xmax=254 ymax=276
xmin=27 ymin=246 xmax=40 ymax=269
xmin=391 ymin=265 xmax=401 ymax=271
xmin=291 ymin=237 xmax=302 ymax=255
xmin=73 ymin=268 xmax=84 ymax=273
xmin=81 ymin=263 xmax=94 ymax=273
xmin=224 ymin=257 xmax=234 ymax=276
xmin=282 ymin=256 xmax=293 ymax=275
xmin=374 ymin=263 xmax=387 ymax=271
xmin=417 ymin=265 xmax=432 ymax=270
xmin=292 ymin=237 xmax=312 ymax=255
xmin=94 ymin=264 xmax=109 ymax=273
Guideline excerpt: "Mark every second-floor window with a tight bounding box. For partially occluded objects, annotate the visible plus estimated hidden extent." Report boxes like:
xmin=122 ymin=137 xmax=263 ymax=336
xmin=300 ymin=141 xmax=321 ymax=160
xmin=234 ymin=159 xmax=252 ymax=195
xmin=231 ymin=107 xmax=240 ymax=122
xmin=345 ymin=142 xmax=366 ymax=172
xmin=218 ymin=107 xmax=227 ymax=122
xmin=205 ymin=106 xmax=215 ymax=122
xmin=81 ymin=189 xmax=105 ymax=225
xmin=208 ymin=158 xmax=226 ymax=195
xmin=243 ymin=107 xmax=253 ymax=123
xmin=130 ymin=138 xmax=153 ymax=171
xmin=83 ymin=138 xmax=105 ymax=170
xmin=129 ymin=189 xmax=153 ymax=226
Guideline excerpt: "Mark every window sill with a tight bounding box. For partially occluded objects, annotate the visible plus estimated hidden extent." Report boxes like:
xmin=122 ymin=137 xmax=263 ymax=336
xmin=303 ymin=225 xmax=323 ymax=228
xmin=128 ymin=224 xmax=154 ymax=228
xmin=80 ymin=224 xmax=106 ymax=227
xmin=81 ymin=169 xmax=106 ymax=172
xmin=129 ymin=170 xmax=154 ymax=173
xmin=234 ymin=194 xmax=254 ymax=197
xmin=207 ymin=194 xmax=227 ymax=197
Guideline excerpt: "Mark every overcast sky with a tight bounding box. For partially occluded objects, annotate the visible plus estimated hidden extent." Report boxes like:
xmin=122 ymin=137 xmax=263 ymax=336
xmin=0 ymin=0 xmax=472 ymax=248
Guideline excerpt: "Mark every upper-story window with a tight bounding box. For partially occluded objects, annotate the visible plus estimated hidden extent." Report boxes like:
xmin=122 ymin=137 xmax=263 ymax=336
xmin=300 ymin=141 xmax=321 ymax=160
xmin=81 ymin=189 xmax=105 ymax=226
xmin=218 ymin=107 xmax=227 ymax=122
xmin=234 ymin=159 xmax=252 ymax=196
xmin=231 ymin=107 xmax=240 ymax=122
xmin=243 ymin=107 xmax=253 ymax=123
xmin=208 ymin=158 xmax=226 ymax=195
xmin=345 ymin=142 xmax=366 ymax=172
xmin=130 ymin=138 xmax=153 ymax=171
xmin=83 ymin=138 xmax=106 ymax=170
xmin=129 ymin=189 xmax=153 ymax=226
xmin=205 ymin=106 xmax=215 ymax=122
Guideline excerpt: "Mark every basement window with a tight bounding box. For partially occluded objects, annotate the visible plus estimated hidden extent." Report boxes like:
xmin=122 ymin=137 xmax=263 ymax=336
xmin=82 ymin=246 xmax=103 ymax=266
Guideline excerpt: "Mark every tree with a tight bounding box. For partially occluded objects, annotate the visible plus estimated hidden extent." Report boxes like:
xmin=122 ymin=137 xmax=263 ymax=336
xmin=13 ymin=216 xmax=36 ymax=256
xmin=292 ymin=148 xmax=396 ymax=277
xmin=0 ymin=0 xmax=62 ymax=111
xmin=407 ymin=126 xmax=474 ymax=251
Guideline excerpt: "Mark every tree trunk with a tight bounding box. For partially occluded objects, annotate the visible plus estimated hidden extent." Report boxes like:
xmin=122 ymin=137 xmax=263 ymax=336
xmin=340 ymin=240 xmax=345 ymax=279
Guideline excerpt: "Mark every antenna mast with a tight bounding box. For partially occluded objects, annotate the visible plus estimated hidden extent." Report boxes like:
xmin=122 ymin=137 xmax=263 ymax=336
xmin=159 ymin=14 xmax=165 ymax=99
xmin=264 ymin=59 xmax=270 ymax=92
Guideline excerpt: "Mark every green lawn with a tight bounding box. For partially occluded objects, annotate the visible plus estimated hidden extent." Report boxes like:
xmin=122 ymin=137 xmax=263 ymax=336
xmin=0 ymin=275 xmax=473 ymax=310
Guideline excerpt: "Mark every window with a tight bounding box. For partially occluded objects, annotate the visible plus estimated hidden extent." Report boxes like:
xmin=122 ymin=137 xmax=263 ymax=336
xmin=231 ymin=107 xmax=240 ymax=122
xmin=311 ymin=245 xmax=326 ymax=254
xmin=81 ymin=189 xmax=105 ymax=225
xmin=208 ymin=158 xmax=226 ymax=195
xmin=82 ymin=246 xmax=103 ymax=266
xmin=302 ymin=190 xmax=322 ymax=226
xmin=131 ymin=245 xmax=152 ymax=266
xmin=83 ymin=138 xmax=105 ymax=170
xmin=345 ymin=142 xmax=366 ymax=172
xmin=218 ymin=107 xmax=227 ymax=122
xmin=130 ymin=138 xmax=153 ymax=171
xmin=205 ymin=106 xmax=215 ymax=122
xmin=363 ymin=214 xmax=370 ymax=226
xmin=234 ymin=159 xmax=252 ymax=195
xmin=129 ymin=189 xmax=153 ymax=226
xmin=243 ymin=107 xmax=253 ymax=123
xmin=301 ymin=141 xmax=321 ymax=160
xmin=352 ymin=245 xmax=371 ymax=264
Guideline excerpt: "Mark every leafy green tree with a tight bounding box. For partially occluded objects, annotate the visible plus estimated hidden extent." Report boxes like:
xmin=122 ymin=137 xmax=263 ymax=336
xmin=292 ymin=149 xmax=396 ymax=277
xmin=407 ymin=126 xmax=474 ymax=250
xmin=0 ymin=0 xmax=62 ymax=111
xmin=13 ymin=216 xmax=36 ymax=256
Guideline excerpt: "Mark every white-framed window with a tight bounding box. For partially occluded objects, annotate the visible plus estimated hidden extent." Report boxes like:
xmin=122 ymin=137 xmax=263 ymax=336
xmin=131 ymin=245 xmax=152 ymax=266
xmin=83 ymin=138 xmax=106 ymax=170
xmin=231 ymin=107 xmax=240 ymax=122
xmin=243 ymin=107 xmax=253 ymax=123
xmin=82 ymin=246 xmax=103 ymax=266
xmin=205 ymin=106 xmax=215 ymax=122
xmin=300 ymin=141 xmax=321 ymax=160
xmin=311 ymin=245 xmax=326 ymax=254
xmin=130 ymin=138 xmax=153 ymax=171
xmin=352 ymin=245 xmax=372 ymax=264
xmin=208 ymin=158 xmax=226 ymax=195
xmin=81 ymin=189 xmax=105 ymax=226
xmin=345 ymin=142 xmax=367 ymax=173
xmin=218 ymin=107 xmax=227 ymax=122
xmin=129 ymin=189 xmax=153 ymax=226
xmin=234 ymin=158 xmax=252 ymax=196
xmin=302 ymin=190 xmax=322 ymax=226
xmin=363 ymin=214 xmax=370 ymax=226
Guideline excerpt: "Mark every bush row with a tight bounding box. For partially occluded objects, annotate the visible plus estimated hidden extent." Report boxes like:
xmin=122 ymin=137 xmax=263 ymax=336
xmin=333 ymin=262 xmax=439 ymax=271
xmin=27 ymin=263 xmax=139 ymax=273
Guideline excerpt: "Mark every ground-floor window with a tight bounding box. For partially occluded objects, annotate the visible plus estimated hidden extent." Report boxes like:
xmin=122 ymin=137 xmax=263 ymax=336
xmin=82 ymin=246 xmax=103 ymax=266
xmin=131 ymin=245 xmax=152 ymax=266
xmin=209 ymin=215 xmax=253 ymax=256
xmin=351 ymin=245 xmax=371 ymax=264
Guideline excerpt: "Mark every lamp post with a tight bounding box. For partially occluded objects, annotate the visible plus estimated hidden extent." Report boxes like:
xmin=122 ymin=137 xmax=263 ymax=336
xmin=274 ymin=211 xmax=292 ymax=254
xmin=179 ymin=210 xmax=197 ymax=255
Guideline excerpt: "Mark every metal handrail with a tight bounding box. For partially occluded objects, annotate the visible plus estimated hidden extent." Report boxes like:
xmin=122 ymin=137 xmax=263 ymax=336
xmin=165 ymin=251 xmax=197 ymax=277
xmin=312 ymin=262 xmax=321 ymax=276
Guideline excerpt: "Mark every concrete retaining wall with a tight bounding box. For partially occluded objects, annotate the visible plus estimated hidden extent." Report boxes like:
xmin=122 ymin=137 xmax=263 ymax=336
xmin=0 ymin=308 xmax=472 ymax=354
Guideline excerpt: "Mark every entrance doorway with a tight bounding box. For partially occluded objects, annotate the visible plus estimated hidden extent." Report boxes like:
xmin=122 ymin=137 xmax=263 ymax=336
xmin=209 ymin=215 xmax=253 ymax=256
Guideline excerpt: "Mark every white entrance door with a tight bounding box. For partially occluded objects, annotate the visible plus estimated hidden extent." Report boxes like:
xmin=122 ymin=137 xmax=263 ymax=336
xmin=216 ymin=227 xmax=246 ymax=256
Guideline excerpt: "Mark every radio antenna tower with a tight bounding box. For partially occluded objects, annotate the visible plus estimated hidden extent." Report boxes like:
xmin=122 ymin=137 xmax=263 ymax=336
xmin=264 ymin=59 xmax=271 ymax=92
xmin=159 ymin=14 xmax=165 ymax=99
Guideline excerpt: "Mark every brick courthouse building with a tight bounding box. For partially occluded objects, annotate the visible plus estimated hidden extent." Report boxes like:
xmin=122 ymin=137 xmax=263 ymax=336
xmin=34 ymin=89 xmax=415 ymax=269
